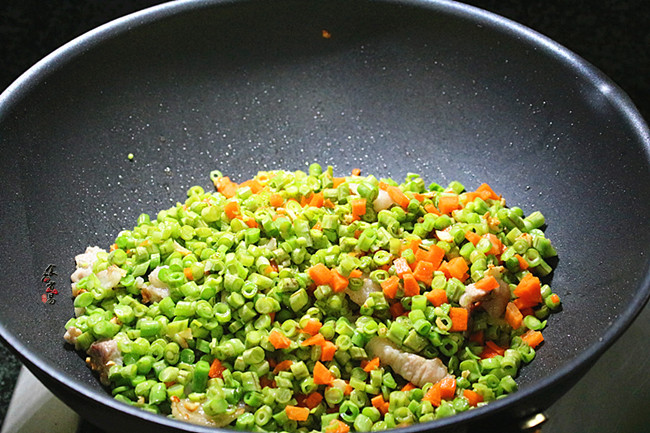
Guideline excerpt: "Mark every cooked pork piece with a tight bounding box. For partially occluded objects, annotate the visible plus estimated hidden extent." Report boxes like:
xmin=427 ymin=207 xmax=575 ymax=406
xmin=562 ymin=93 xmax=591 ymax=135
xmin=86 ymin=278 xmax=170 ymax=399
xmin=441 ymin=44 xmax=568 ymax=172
xmin=63 ymin=326 xmax=82 ymax=346
xmin=70 ymin=246 xmax=125 ymax=296
xmin=86 ymin=339 xmax=123 ymax=385
xmin=459 ymin=267 xmax=510 ymax=318
xmin=171 ymin=399 xmax=245 ymax=427
xmin=345 ymin=277 xmax=382 ymax=306
xmin=141 ymin=266 xmax=171 ymax=303
xmin=366 ymin=337 xmax=450 ymax=387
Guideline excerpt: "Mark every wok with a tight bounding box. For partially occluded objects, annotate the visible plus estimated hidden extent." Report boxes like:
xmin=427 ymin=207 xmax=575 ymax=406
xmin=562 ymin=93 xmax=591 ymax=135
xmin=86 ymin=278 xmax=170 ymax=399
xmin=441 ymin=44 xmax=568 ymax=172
xmin=0 ymin=0 xmax=649 ymax=432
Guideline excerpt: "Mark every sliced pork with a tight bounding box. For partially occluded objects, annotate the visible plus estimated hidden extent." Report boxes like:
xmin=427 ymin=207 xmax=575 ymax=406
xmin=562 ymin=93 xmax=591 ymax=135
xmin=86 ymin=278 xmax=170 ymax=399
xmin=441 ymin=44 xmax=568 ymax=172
xmin=86 ymin=339 xmax=123 ymax=385
xmin=366 ymin=337 xmax=450 ymax=387
xmin=141 ymin=266 xmax=171 ymax=303
xmin=459 ymin=267 xmax=510 ymax=318
xmin=345 ymin=278 xmax=381 ymax=307
xmin=70 ymin=246 xmax=125 ymax=296
xmin=171 ymin=399 xmax=245 ymax=427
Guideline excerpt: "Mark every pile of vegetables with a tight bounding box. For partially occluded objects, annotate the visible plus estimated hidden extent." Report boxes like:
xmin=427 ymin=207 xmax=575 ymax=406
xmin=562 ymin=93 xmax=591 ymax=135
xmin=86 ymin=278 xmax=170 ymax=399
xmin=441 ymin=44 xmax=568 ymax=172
xmin=64 ymin=164 xmax=560 ymax=431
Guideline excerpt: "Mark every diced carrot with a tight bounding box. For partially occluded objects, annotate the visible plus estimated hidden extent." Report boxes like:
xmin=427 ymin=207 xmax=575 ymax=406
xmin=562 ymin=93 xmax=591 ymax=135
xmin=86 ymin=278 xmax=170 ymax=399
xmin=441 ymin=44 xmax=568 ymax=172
xmin=294 ymin=393 xmax=308 ymax=407
xmin=415 ymin=244 xmax=445 ymax=270
xmin=380 ymin=275 xmax=400 ymax=299
xmin=393 ymin=257 xmax=411 ymax=277
xmin=463 ymin=389 xmax=484 ymax=407
xmin=485 ymin=340 xmax=506 ymax=356
xmin=320 ymin=341 xmax=337 ymax=361
xmin=244 ymin=217 xmax=259 ymax=228
xmin=309 ymin=191 xmax=324 ymax=208
xmin=483 ymin=233 xmax=504 ymax=256
xmin=349 ymin=269 xmax=363 ymax=279
xmin=389 ymin=301 xmax=405 ymax=318
xmin=386 ymin=185 xmax=410 ymax=210
xmin=438 ymin=194 xmax=460 ymax=214
xmin=351 ymin=168 xmax=361 ymax=176
xmin=515 ymin=253 xmax=529 ymax=270
xmin=462 ymin=191 xmax=481 ymax=204
xmin=513 ymin=273 xmax=542 ymax=309
xmin=412 ymin=260 xmax=434 ymax=286
xmin=438 ymin=261 xmax=450 ymax=279
xmin=424 ymin=203 xmax=440 ymax=215
xmin=474 ymin=275 xmax=499 ymax=292
xmin=301 ymin=333 xmax=326 ymax=347
xmin=469 ymin=330 xmax=484 ymax=345
xmin=344 ymin=383 xmax=353 ymax=396
xmin=332 ymin=177 xmax=346 ymax=187
xmin=465 ymin=230 xmax=481 ymax=246
xmin=449 ymin=307 xmax=468 ymax=332
xmin=323 ymin=198 xmax=336 ymax=209
xmin=325 ymin=419 xmax=350 ymax=433
xmin=446 ymin=257 xmax=469 ymax=280
xmin=269 ymin=193 xmax=284 ymax=207
xmin=402 ymin=273 xmax=420 ymax=297
xmin=215 ymin=176 xmax=239 ymax=198
xmin=361 ymin=357 xmax=380 ymax=372
xmin=480 ymin=341 xmax=506 ymax=359
xmin=475 ymin=183 xmax=500 ymax=200
xmin=519 ymin=307 xmax=534 ymax=317
xmin=259 ymin=376 xmax=276 ymax=388
xmin=504 ymin=302 xmax=523 ymax=330
xmin=438 ymin=377 xmax=456 ymax=400
xmin=330 ymin=270 xmax=349 ymax=293
xmin=422 ymin=382 xmax=442 ymax=407
xmin=313 ymin=361 xmax=334 ymax=385
xmin=301 ymin=318 xmax=323 ymax=336
xmin=304 ymin=392 xmax=324 ymax=409
xmin=371 ymin=395 xmax=389 ymax=415
xmin=300 ymin=194 xmax=311 ymax=207
xmin=285 ymin=405 xmax=310 ymax=421
xmin=403 ymin=238 xmax=422 ymax=255
xmin=400 ymin=382 xmax=416 ymax=392
xmin=273 ymin=360 xmax=294 ymax=374
xmin=224 ymin=200 xmax=240 ymax=219
xmin=109 ymin=243 xmax=118 ymax=252
xmin=425 ymin=289 xmax=448 ymax=307
xmin=183 ymin=267 xmax=194 ymax=281
xmin=413 ymin=193 xmax=426 ymax=202
xmin=240 ymin=179 xmax=263 ymax=194
xmin=269 ymin=329 xmax=292 ymax=349
xmin=550 ymin=293 xmax=560 ymax=304
xmin=521 ymin=329 xmax=544 ymax=349
xmin=351 ymin=198 xmax=367 ymax=217
xmin=309 ymin=263 xmax=333 ymax=286
xmin=208 ymin=358 xmax=226 ymax=379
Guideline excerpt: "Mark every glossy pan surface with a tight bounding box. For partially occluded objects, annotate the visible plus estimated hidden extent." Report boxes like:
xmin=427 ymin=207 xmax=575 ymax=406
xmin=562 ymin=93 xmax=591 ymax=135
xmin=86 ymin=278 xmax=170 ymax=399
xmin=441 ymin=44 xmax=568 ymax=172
xmin=0 ymin=0 xmax=649 ymax=431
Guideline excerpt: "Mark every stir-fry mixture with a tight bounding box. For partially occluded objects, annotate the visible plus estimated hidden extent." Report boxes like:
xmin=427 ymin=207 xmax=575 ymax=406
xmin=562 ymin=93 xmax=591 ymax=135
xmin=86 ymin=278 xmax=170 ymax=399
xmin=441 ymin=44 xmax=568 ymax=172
xmin=64 ymin=165 xmax=560 ymax=431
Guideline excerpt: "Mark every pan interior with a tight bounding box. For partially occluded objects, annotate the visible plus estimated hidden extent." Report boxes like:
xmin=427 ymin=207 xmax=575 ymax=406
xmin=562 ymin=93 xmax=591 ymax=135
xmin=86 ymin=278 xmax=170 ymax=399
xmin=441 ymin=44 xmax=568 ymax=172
xmin=1 ymin=0 xmax=649 ymax=429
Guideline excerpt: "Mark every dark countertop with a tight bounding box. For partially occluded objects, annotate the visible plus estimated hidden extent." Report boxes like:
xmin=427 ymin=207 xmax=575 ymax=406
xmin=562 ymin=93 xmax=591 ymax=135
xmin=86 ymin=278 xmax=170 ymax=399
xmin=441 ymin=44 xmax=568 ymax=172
xmin=1 ymin=0 xmax=649 ymax=431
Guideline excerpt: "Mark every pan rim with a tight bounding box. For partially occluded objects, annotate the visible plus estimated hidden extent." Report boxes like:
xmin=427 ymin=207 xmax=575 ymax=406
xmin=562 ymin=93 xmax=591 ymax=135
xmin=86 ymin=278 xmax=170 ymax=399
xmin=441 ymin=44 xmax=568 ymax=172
xmin=1 ymin=0 xmax=649 ymax=431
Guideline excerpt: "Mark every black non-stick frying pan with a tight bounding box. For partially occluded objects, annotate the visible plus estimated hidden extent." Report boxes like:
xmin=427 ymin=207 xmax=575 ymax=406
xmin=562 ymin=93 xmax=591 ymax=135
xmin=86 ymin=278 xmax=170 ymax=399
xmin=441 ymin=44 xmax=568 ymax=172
xmin=1 ymin=0 xmax=649 ymax=432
